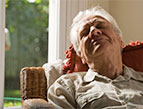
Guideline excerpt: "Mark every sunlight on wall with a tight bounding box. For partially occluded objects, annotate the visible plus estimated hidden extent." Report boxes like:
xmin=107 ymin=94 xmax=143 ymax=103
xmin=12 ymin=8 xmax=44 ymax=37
xmin=88 ymin=0 xmax=143 ymax=44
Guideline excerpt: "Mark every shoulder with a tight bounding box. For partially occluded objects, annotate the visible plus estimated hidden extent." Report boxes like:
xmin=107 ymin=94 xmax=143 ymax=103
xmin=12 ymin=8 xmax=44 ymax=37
xmin=123 ymin=65 xmax=143 ymax=81
xmin=53 ymin=72 xmax=86 ymax=87
xmin=124 ymin=65 xmax=143 ymax=74
xmin=58 ymin=71 xmax=86 ymax=81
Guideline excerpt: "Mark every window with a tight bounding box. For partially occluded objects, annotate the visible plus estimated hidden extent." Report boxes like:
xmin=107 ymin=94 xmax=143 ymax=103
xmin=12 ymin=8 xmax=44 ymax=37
xmin=4 ymin=0 xmax=49 ymax=107
xmin=0 ymin=0 xmax=88 ymax=108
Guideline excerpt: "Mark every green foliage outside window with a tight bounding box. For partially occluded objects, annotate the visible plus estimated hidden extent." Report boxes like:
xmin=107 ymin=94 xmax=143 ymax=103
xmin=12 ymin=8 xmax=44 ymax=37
xmin=5 ymin=0 xmax=49 ymax=106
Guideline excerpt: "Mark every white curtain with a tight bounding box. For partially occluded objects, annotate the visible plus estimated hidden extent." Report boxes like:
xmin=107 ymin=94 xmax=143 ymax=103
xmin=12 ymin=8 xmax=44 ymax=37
xmin=0 ymin=0 xmax=5 ymax=108
xmin=48 ymin=0 xmax=88 ymax=62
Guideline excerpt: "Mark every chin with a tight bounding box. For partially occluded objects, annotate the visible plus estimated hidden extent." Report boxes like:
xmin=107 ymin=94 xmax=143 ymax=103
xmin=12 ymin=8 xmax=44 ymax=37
xmin=88 ymin=44 xmax=110 ymax=59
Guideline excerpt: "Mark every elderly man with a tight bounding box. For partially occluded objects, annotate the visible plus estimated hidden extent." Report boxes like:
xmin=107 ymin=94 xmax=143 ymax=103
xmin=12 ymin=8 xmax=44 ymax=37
xmin=48 ymin=6 xmax=143 ymax=108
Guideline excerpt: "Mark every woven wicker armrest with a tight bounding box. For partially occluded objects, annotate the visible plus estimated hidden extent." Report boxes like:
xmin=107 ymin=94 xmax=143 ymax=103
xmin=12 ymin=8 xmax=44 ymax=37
xmin=20 ymin=67 xmax=47 ymax=103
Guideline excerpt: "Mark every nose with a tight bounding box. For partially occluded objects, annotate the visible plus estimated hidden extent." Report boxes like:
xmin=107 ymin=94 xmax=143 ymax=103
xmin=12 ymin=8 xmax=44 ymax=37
xmin=88 ymin=26 xmax=102 ymax=38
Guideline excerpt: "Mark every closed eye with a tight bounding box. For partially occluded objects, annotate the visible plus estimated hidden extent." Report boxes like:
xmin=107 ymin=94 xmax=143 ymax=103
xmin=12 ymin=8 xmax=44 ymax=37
xmin=95 ymin=22 xmax=107 ymax=29
xmin=79 ymin=25 xmax=90 ymax=39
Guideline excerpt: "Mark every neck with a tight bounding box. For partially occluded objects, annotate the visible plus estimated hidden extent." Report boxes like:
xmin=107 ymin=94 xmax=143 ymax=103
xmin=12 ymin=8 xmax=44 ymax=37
xmin=88 ymin=52 xmax=123 ymax=79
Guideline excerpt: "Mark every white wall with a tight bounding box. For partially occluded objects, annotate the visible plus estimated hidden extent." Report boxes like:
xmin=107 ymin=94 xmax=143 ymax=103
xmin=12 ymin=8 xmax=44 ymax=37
xmin=0 ymin=0 xmax=5 ymax=108
xmin=88 ymin=0 xmax=110 ymax=11
xmin=88 ymin=0 xmax=143 ymax=44
xmin=109 ymin=0 xmax=143 ymax=44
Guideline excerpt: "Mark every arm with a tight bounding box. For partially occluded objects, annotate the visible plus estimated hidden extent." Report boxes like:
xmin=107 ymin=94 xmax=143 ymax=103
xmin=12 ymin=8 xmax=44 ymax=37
xmin=48 ymin=74 xmax=76 ymax=109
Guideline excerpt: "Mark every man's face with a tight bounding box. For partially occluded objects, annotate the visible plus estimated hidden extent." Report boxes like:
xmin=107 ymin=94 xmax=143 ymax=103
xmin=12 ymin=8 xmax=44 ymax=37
xmin=77 ymin=15 xmax=123 ymax=64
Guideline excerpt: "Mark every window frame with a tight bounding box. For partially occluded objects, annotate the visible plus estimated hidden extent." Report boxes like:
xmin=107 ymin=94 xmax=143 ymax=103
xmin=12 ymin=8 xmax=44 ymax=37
xmin=0 ymin=0 xmax=5 ymax=108
xmin=48 ymin=0 xmax=88 ymax=62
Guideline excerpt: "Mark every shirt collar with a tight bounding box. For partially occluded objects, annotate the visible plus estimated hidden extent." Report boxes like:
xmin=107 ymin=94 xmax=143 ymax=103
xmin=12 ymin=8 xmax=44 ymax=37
xmin=83 ymin=65 xmax=143 ymax=83
xmin=83 ymin=69 xmax=111 ymax=83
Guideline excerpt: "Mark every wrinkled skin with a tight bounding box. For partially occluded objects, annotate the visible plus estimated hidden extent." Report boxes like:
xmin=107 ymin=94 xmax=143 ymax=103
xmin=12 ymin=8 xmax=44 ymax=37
xmin=77 ymin=15 xmax=124 ymax=79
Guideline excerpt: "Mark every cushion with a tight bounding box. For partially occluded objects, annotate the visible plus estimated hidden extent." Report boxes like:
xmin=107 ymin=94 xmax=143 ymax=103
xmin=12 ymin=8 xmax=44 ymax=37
xmin=23 ymin=99 xmax=54 ymax=109
xmin=43 ymin=59 xmax=63 ymax=89
xmin=63 ymin=41 xmax=143 ymax=73
xmin=122 ymin=41 xmax=143 ymax=72
xmin=62 ymin=45 xmax=88 ymax=74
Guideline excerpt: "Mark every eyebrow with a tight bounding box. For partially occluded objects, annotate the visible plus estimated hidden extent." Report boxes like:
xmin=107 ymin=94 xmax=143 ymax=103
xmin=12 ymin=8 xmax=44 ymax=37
xmin=93 ymin=18 xmax=107 ymax=24
xmin=77 ymin=16 xmax=108 ymax=34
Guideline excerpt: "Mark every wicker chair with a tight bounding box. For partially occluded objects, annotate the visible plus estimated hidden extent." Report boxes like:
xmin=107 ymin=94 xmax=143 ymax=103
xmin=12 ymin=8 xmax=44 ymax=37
xmin=20 ymin=67 xmax=54 ymax=109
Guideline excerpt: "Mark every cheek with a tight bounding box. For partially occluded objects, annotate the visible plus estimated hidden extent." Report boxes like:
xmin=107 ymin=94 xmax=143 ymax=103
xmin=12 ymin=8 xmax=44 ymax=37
xmin=79 ymin=38 xmax=89 ymax=55
xmin=79 ymin=40 xmax=87 ymax=64
xmin=79 ymin=39 xmax=86 ymax=55
xmin=105 ymin=31 xmax=118 ymax=43
xmin=80 ymin=37 xmax=94 ymax=58
xmin=80 ymin=37 xmax=91 ymax=54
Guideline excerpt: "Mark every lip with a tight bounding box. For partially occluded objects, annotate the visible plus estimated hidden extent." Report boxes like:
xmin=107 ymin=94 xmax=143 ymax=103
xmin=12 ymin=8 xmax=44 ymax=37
xmin=95 ymin=35 xmax=111 ymax=42
xmin=86 ymin=38 xmax=100 ymax=53
xmin=88 ymin=36 xmax=109 ymax=52
xmin=90 ymin=37 xmax=104 ymax=45
xmin=83 ymin=35 xmax=109 ymax=55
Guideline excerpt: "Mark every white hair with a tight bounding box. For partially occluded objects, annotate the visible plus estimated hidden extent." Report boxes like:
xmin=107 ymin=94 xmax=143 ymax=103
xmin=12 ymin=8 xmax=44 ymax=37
xmin=70 ymin=6 xmax=122 ymax=56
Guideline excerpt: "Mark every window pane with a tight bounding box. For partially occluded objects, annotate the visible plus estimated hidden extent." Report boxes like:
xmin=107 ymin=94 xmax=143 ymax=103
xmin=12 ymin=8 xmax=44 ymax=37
xmin=5 ymin=0 xmax=49 ymax=107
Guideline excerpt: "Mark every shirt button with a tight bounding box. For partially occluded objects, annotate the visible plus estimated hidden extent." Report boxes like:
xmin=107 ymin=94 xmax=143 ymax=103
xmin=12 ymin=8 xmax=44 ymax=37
xmin=122 ymin=101 xmax=127 ymax=105
xmin=116 ymin=90 xmax=121 ymax=95
xmin=85 ymin=99 xmax=88 ymax=103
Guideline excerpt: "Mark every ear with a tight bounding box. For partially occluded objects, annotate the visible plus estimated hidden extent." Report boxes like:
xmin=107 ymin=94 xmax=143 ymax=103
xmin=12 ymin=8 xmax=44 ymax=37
xmin=117 ymin=35 xmax=125 ymax=48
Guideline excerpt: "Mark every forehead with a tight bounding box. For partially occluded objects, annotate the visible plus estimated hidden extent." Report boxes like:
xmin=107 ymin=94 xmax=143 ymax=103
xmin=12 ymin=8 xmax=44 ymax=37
xmin=78 ymin=15 xmax=110 ymax=26
xmin=85 ymin=15 xmax=106 ymax=21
